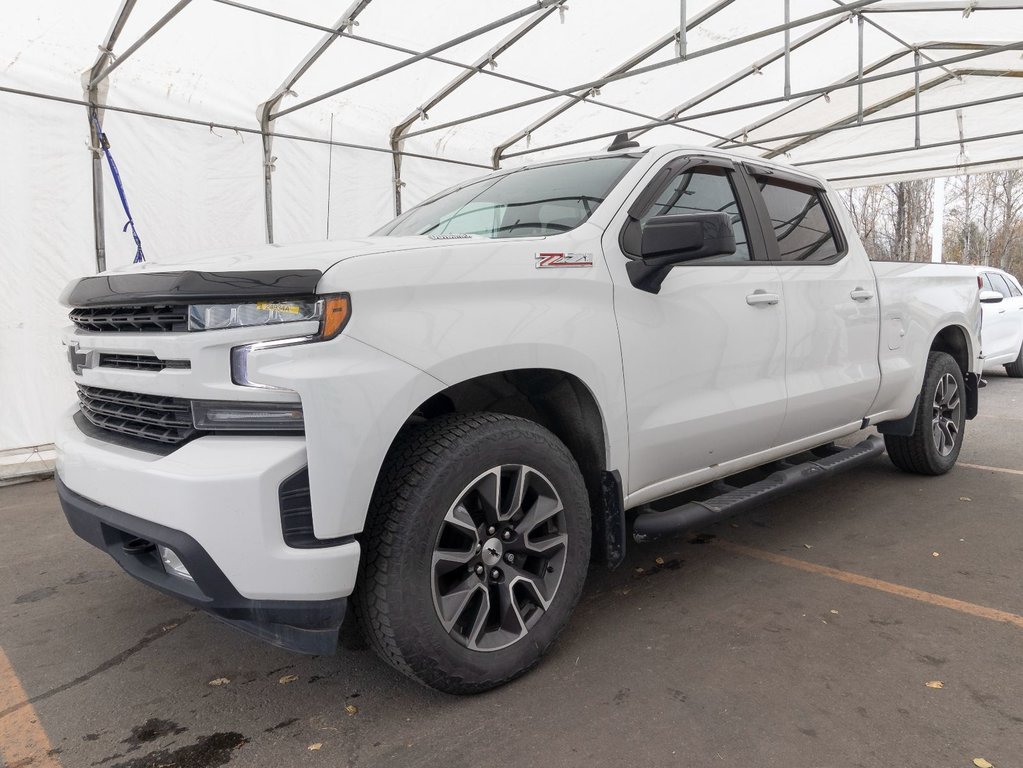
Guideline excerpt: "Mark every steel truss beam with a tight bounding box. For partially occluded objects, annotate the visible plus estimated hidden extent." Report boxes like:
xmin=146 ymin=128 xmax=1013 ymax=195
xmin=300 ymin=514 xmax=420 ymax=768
xmin=402 ymin=0 xmax=884 ymax=143
xmin=829 ymin=152 xmax=1023 ymax=184
xmin=388 ymin=4 xmax=560 ymax=215
xmin=794 ymin=126 xmax=1023 ymax=168
xmin=500 ymin=40 xmax=1023 ymax=160
xmin=271 ymin=1 xmax=567 ymax=121
xmin=721 ymin=61 xmax=1018 ymax=154
xmin=257 ymin=0 xmax=373 ymax=243
xmin=85 ymin=0 xmax=138 ymax=273
xmin=711 ymin=41 xmax=1004 ymax=150
xmin=87 ymin=0 xmax=193 ymax=88
xmin=862 ymin=1 xmax=1023 ymax=12
xmin=490 ymin=0 xmax=736 ymax=168
xmin=720 ymin=88 xmax=1023 ymax=152
xmin=628 ymin=14 xmax=847 ymax=143
xmin=1 ymin=85 xmax=493 ymax=169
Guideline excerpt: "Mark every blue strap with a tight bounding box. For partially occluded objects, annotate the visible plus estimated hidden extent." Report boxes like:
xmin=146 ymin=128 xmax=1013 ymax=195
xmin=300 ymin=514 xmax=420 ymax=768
xmin=91 ymin=110 xmax=145 ymax=264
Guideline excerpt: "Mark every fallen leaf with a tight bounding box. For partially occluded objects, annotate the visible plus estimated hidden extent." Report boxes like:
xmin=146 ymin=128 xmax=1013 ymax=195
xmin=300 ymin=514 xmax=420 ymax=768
xmin=960 ymin=497 xmax=972 ymax=502
xmin=634 ymin=567 xmax=645 ymax=574
xmin=279 ymin=674 xmax=299 ymax=684
xmin=973 ymin=759 xmax=993 ymax=768
xmin=655 ymin=557 xmax=665 ymax=565
xmin=829 ymin=610 xmax=839 ymax=615
xmin=803 ymin=544 xmax=812 ymax=549
xmin=932 ymin=552 xmax=940 ymax=557
xmin=345 ymin=704 xmax=359 ymax=716
xmin=208 ymin=677 xmax=230 ymax=686
xmin=925 ymin=680 xmax=944 ymax=689
xmin=308 ymin=743 xmax=322 ymax=751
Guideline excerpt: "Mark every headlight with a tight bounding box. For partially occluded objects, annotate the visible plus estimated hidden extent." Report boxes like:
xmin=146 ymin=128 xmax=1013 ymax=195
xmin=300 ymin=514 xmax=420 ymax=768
xmin=188 ymin=294 xmax=350 ymax=340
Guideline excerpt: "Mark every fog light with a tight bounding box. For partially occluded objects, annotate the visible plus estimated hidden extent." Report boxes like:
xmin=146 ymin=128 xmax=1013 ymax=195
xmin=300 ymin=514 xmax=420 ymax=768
xmin=158 ymin=545 xmax=194 ymax=581
xmin=191 ymin=401 xmax=304 ymax=431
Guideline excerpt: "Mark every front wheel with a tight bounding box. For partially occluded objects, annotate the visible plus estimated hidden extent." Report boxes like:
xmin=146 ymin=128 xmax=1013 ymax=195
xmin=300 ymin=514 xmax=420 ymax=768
xmin=353 ymin=413 xmax=591 ymax=694
xmin=885 ymin=351 xmax=966 ymax=475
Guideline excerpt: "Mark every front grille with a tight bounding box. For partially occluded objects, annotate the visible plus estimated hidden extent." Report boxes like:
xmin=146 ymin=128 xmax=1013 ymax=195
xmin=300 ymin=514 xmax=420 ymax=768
xmin=70 ymin=305 xmax=189 ymax=333
xmin=98 ymin=353 xmax=190 ymax=372
xmin=76 ymin=384 xmax=199 ymax=445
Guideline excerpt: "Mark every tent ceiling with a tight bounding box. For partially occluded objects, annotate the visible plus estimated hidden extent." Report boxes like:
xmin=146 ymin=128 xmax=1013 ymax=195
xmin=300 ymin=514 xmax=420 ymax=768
xmin=4 ymin=0 xmax=1023 ymax=195
xmin=4 ymin=0 xmax=1023 ymax=453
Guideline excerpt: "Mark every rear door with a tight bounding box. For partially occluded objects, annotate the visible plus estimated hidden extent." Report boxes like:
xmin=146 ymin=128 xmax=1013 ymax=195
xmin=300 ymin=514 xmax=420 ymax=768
xmin=742 ymin=165 xmax=882 ymax=443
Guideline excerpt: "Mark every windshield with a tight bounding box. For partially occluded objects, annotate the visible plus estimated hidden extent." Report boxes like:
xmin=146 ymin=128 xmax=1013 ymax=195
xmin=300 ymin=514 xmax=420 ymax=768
xmin=375 ymin=155 xmax=640 ymax=239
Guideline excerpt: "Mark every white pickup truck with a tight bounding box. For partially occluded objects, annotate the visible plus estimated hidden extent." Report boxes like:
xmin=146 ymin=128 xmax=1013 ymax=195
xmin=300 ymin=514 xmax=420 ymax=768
xmin=57 ymin=144 xmax=983 ymax=693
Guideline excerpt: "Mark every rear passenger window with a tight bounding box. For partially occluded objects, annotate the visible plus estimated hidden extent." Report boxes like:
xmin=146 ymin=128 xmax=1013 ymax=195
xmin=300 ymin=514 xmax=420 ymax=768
xmin=1008 ymin=277 xmax=1023 ymax=297
xmin=757 ymin=179 xmax=841 ymax=263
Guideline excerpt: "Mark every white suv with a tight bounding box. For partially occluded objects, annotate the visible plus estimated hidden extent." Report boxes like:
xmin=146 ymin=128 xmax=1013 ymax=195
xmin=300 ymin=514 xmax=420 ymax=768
xmin=978 ymin=267 xmax=1023 ymax=377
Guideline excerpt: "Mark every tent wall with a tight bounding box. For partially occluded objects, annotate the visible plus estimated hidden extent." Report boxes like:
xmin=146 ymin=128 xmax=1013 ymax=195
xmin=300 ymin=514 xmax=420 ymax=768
xmin=4 ymin=0 xmax=1023 ymax=451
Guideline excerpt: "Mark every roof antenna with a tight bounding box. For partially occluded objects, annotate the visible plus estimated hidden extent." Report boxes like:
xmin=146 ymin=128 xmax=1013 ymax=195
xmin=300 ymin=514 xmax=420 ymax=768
xmin=607 ymin=132 xmax=640 ymax=151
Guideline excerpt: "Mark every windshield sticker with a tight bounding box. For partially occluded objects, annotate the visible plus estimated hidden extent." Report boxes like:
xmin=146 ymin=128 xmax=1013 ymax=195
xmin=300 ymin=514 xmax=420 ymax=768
xmin=535 ymin=252 xmax=593 ymax=269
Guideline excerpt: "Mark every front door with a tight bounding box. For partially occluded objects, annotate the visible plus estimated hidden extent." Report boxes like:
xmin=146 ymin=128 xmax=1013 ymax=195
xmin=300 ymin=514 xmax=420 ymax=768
xmin=606 ymin=156 xmax=788 ymax=499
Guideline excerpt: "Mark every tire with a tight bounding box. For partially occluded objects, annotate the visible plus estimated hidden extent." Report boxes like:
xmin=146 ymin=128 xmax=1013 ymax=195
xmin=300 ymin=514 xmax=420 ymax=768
xmin=884 ymin=351 xmax=966 ymax=475
xmin=1005 ymin=343 xmax=1023 ymax=378
xmin=353 ymin=412 xmax=591 ymax=694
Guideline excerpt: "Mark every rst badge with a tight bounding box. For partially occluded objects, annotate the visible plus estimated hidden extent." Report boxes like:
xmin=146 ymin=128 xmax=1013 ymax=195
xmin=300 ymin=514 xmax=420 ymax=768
xmin=66 ymin=341 xmax=96 ymax=375
xmin=535 ymin=252 xmax=594 ymax=269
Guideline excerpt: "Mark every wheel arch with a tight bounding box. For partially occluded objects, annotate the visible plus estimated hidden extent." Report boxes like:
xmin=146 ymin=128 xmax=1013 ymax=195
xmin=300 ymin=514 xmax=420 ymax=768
xmin=930 ymin=323 xmax=972 ymax=377
xmin=387 ymin=368 xmax=624 ymax=566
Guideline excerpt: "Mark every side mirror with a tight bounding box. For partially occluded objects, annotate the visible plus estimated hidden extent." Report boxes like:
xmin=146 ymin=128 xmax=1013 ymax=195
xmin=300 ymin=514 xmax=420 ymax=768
xmin=979 ymin=290 xmax=1004 ymax=304
xmin=639 ymin=212 xmax=736 ymax=265
xmin=628 ymin=212 xmax=736 ymax=294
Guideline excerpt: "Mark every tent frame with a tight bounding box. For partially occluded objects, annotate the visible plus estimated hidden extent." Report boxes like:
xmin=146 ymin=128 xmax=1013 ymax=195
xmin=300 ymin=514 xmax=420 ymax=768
xmin=74 ymin=0 xmax=1023 ymax=269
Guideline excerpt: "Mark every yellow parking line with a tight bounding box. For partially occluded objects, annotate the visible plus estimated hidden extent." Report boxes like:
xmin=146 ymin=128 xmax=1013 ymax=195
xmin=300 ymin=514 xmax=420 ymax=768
xmin=0 ymin=647 xmax=61 ymax=768
xmin=958 ymin=462 xmax=1023 ymax=476
xmin=716 ymin=540 xmax=1023 ymax=630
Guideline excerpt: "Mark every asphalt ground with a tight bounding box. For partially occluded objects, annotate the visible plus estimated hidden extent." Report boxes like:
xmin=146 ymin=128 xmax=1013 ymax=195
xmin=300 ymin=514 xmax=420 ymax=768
xmin=1 ymin=371 xmax=1021 ymax=768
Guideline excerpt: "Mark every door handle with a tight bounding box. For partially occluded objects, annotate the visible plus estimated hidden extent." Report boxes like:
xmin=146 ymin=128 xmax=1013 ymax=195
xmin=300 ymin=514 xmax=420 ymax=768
xmin=746 ymin=290 xmax=780 ymax=306
xmin=850 ymin=287 xmax=874 ymax=302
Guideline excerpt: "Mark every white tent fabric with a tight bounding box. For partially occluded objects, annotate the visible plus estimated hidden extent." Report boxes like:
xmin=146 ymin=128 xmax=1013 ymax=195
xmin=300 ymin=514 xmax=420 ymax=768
xmin=2 ymin=0 xmax=1022 ymax=451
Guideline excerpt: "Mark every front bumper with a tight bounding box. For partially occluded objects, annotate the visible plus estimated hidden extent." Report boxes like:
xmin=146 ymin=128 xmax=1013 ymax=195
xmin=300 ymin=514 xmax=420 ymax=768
xmin=56 ymin=476 xmax=347 ymax=655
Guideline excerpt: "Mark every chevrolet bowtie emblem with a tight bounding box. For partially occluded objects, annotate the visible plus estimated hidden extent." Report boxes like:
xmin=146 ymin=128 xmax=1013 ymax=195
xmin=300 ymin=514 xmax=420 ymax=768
xmin=67 ymin=341 xmax=96 ymax=375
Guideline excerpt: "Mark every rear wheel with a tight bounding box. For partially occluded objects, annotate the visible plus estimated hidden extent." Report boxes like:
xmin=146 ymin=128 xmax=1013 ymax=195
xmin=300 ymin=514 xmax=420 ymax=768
xmin=353 ymin=412 xmax=591 ymax=694
xmin=884 ymin=351 xmax=966 ymax=475
xmin=1005 ymin=343 xmax=1023 ymax=378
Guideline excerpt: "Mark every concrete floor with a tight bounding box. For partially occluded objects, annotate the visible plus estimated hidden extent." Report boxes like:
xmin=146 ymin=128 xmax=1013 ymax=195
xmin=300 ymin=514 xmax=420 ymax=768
xmin=1 ymin=372 xmax=1021 ymax=768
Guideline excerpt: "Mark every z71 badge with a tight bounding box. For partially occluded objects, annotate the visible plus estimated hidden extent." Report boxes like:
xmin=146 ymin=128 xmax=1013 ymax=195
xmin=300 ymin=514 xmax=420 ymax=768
xmin=535 ymin=252 xmax=594 ymax=269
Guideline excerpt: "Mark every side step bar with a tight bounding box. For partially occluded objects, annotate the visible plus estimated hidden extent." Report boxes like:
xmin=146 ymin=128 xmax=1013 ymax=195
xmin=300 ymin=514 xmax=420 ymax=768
xmin=632 ymin=435 xmax=885 ymax=543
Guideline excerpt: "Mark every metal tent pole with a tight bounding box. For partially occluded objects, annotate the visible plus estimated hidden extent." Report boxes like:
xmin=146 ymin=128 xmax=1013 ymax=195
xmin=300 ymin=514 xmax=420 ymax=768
xmin=784 ymin=0 xmax=792 ymax=98
xmin=271 ymin=1 xmax=567 ymax=121
xmin=87 ymin=0 xmax=193 ymax=88
xmin=389 ymin=4 xmax=560 ymax=215
xmin=491 ymin=0 xmax=736 ymax=166
xmin=629 ymin=15 xmax=847 ymax=143
xmin=403 ymin=0 xmax=884 ymax=142
xmin=857 ymin=14 xmax=864 ymax=123
xmin=256 ymin=0 xmax=373 ymax=244
xmin=84 ymin=0 xmax=138 ymax=273
xmin=828 ymin=152 xmax=1023 ymax=183
xmin=499 ymin=41 xmax=1023 ymax=160
xmin=793 ymin=125 xmax=1023 ymax=166
xmin=720 ymin=84 xmax=1023 ymax=150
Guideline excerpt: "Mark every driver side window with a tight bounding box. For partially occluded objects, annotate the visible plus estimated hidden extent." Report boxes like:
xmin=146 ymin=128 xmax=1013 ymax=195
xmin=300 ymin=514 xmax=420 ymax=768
xmin=636 ymin=167 xmax=751 ymax=263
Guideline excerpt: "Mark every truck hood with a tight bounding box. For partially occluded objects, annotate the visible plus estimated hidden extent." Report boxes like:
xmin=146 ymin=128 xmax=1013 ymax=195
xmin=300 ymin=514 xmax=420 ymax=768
xmin=109 ymin=236 xmax=484 ymax=274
